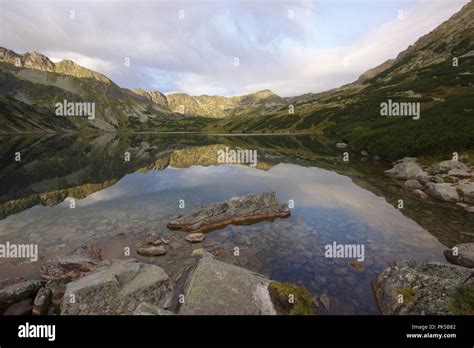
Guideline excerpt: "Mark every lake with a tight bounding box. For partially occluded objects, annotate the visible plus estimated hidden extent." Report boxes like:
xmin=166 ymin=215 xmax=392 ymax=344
xmin=0 ymin=133 xmax=472 ymax=314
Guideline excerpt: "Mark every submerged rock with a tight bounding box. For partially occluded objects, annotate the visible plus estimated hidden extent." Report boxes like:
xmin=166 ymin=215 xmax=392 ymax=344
xmin=385 ymin=162 xmax=423 ymax=180
xmin=0 ymin=280 xmax=44 ymax=309
xmin=185 ymin=233 xmax=205 ymax=243
xmin=425 ymin=183 xmax=459 ymax=202
xmin=179 ymin=257 xmax=277 ymax=315
xmin=444 ymin=243 xmax=474 ymax=268
xmin=40 ymin=245 xmax=102 ymax=281
xmin=167 ymin=190 xmax=290 ymax=233
xmin=133 ymin=302 xmax=174 ymax=315
xmin=136 ymin=245 xmax=167 ymax=257
xmin=373 ymin=260 xmax=474 ymax=315
xmin=61 ymin=259 xmax=173 ymax=315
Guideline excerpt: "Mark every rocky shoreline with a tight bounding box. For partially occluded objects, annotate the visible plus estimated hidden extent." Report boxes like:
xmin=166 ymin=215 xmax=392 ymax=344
xmin=384 ymin=157 xmax=474 ymax=213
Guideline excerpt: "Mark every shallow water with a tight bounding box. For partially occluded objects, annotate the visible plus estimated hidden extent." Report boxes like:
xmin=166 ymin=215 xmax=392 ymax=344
xmin=0 ymin=134 xmax=472 ymax=314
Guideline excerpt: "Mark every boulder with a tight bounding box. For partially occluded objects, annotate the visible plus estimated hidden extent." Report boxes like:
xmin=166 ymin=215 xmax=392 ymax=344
xmin=168 ymin=190 xmax=290 ymax=233
xmin=373 ymin=260 xmax=474 ymax=315
xmin=185 ymin=233 xmax=205 ymax=243
xmin=425 ymin=183 xmax=460 ymax=202
xmin=0 ymin=280 xmax=44 ymax=309
xmin=61 ymin=259 xmax=173 ymax=315
xmin=385 ymin=162 xmax=423 ymax=180
xmin=444 ymin=243 xmax=474 ymax=268
xmin=361 ymin=150 xmax=368 ymax=156
xmin=133 ymin=302 xmax=174 ymax=315
xmin=434 ymin=160 xmax=469 ymax=174
xmin=40 ymin=245 xmax=102 ymax=281
xmin=404 ymin=179 xmax=424 ymax=190
xmin=179 ymin=257 xmax=277 ymax=315
xmin=457 ymin=183 xmax=474 ymax=204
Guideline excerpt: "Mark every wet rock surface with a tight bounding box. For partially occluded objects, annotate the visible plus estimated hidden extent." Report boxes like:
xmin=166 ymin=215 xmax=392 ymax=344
xmin=373 ymin=260 xmax=474 ymax=315
xmin=167 ymin=190 xmax=290 ymax=233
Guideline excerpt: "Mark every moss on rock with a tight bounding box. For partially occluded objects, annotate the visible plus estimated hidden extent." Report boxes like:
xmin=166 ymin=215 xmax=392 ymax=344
xmin=268 ymin=281 xmax=313 ymax=315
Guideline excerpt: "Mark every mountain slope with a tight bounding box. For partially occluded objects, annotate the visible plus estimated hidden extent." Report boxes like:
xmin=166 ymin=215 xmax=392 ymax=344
xmin=217 ymin=1 xmax=474 ymax=159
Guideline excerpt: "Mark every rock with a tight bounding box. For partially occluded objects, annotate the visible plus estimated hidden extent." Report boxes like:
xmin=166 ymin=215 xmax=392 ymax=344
xmin=40 ymin=245 xmax=102 ymax=281
xmin=61 ymin=259 xmax=173 ymax=315
xmin=440 ymin=174 xmax=459 ymax=184
xmin=191 ymin=248 xmax=213 ymax=258
xmin=385 ymin=162 xmax=423 ymax=180
xmin=0 ymin=280 xmax=44 ymax=309
xmin=145 ymin=234 xmax=163 ymax=246
xmin=361 ymin=150 xmax=368 ymax=156
xmin=404 ymin=179 xmax=424 ymax=190
xmin=434 ymin=160 xmax=469 ymax=174
xmin=348 ymin=261 xmax=365 ymax=272
xmin=396 ymin=157 xmax=417 ymax=164
xmin=373 ymin=260 xmax=474 ymax=315
xmin=185 ymin=233 xmax=205 ymax=243
xmin=168 ymin=190 xmax=290 ymax=233
xmin=133 ymin=302 xmax=174 ymax=315
xmin=412 ymin=189 xmax=429 ymax=200
xmin=179 ymin=257 xmax=277 ymax=315
xmin=425 ymin=183 xmax=459 ymax=202
xmin=0 ymin=277 xmax=26 ymax=290
xmin=464 ymin=206 xmax=474 ymax=213
xmin=32 ymin=287 xmax=52 ymax=315
xmin=372 ymin=155 xmax=381 ymax=162
xmin=414 ymin=173 xmax=431 ymax=185
xmin=444 ymin=243 xmax=474 ymax=268
xmin=431 ymin=175 xmax=444 ymax=183
xmin=448 ymin=169 xmax=472 ymax=178
xmin=320 ymin=293 xmax=331 ymax=311
xmin=136 ymin=245 xmax=167 ymax=257
xmin=4 ymin=298 xmax=33 ymax=315
xmin=457 ymin=183 xmax=474 ymax=204
xmin=336 ymin=143 xmax=347 ymax=149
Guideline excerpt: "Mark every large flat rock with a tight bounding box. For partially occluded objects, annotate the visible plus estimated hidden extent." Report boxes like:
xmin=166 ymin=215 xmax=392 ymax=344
xmin=179 ymin=257 xmax=277 ymax=315
xmin=167 ymin=190 xmax=290 ymax=233
xmin=61 ymin=259 xmax=172 ymax=315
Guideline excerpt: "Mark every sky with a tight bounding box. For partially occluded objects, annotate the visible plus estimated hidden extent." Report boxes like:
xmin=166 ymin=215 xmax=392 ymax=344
xmin=0 ymin=0 xmax=469 ymax=97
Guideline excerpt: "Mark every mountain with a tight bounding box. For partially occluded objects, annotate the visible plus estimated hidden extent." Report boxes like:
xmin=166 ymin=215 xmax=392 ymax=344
xmin=166 ymin=89 xmax=285 ymax=118
xmin=217 ymin=1 xmax=474 ymax=159
xmin=0 ymin=1 xmax=473 ymax=159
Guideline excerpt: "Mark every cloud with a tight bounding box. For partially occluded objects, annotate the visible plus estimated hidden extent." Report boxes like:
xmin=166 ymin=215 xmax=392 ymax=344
xmin=1 ymin=0 xmax=469 ymax=96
